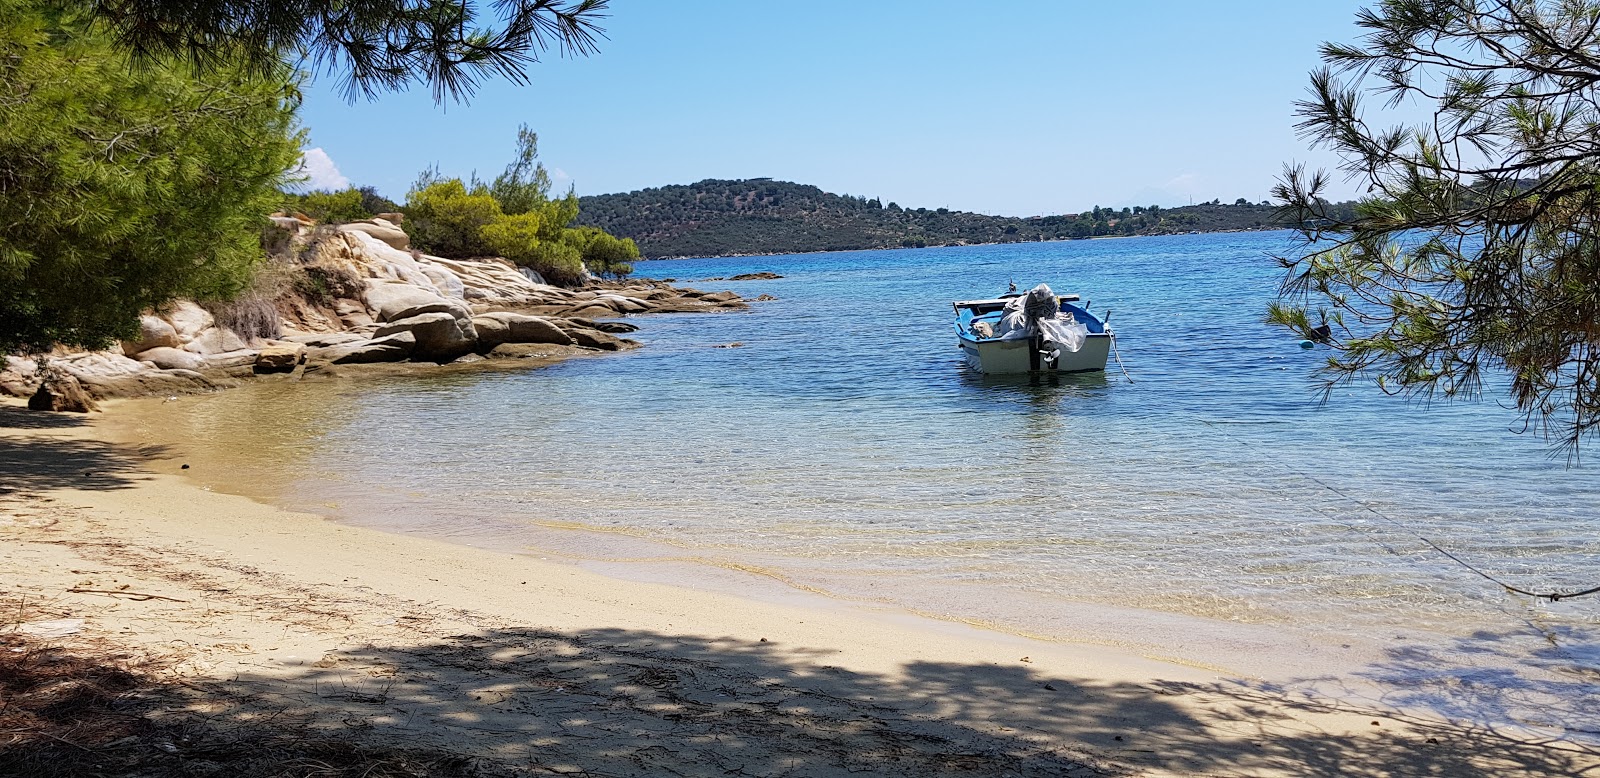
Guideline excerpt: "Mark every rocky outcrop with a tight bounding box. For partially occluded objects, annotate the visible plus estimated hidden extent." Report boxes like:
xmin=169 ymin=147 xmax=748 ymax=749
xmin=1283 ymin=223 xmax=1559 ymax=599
xmin=3 ymin=218 xmax=766 ymax=405
xmin=253 ymin=343 xmax=306 ymax=373
xmin=28 ymin=369 xmax=98 ymax=413
xmin=375 ymin=313 xmax=477 ymax=363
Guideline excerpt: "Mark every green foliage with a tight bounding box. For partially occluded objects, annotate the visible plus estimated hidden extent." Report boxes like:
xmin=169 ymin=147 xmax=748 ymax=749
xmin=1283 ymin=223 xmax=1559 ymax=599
xmin=576 ymin=179 xmax=1307 ymax=258
xmin=358 ymin=186 xmax=401 ymax=216
xmin=403 ymin=179 xmax=502 ymax=258
xmin=406 ymin=127 xmax=629 ymax=287
xmin=285 ymin=187 xmax=369 ymax=224
xmin=1273 ymin=0 xmax=1600 ymax=453
xmin=564 ymin=226 xmax=638 ymax=279
xmin=0 ymin=0 xmax=302 ymax=355
xmin=82 ymin=0 xmax=609 ymax=103
xmin=491 ymin=125 xmax=555 ymax=216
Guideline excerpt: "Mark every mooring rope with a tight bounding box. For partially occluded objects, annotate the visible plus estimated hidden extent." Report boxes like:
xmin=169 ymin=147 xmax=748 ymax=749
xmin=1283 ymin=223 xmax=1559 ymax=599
xmin=1200 ymin=419 xmax=1600 ymax=602
xmin=1109 ymin=333 xmax=1134 ymax=384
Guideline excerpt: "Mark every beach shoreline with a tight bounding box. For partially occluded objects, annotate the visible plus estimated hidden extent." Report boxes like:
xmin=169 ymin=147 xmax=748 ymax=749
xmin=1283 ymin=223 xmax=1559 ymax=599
xmin=4 ymin=396 xmax=1596 ymax=776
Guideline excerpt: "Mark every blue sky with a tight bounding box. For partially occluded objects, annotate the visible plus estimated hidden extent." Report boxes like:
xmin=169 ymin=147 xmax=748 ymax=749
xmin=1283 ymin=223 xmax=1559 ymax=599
xmin=295 ymin=1 xmax=1374 ymax=216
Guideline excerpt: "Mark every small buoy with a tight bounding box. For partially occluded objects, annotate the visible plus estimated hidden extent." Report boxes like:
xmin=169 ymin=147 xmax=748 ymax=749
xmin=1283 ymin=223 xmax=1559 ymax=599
xmin=1298 ymin=339 xmax=1314 ymax=350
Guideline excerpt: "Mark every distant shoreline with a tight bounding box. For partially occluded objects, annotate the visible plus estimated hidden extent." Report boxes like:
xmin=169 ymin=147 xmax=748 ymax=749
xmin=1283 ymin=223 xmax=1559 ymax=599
xmin=636 ymin=225 xmax=1294 ymax=262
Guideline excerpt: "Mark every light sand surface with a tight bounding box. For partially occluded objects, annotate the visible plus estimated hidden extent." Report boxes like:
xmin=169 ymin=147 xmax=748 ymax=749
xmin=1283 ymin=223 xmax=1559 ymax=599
xmin=4 ymin=398 xmax=1596 ymax=776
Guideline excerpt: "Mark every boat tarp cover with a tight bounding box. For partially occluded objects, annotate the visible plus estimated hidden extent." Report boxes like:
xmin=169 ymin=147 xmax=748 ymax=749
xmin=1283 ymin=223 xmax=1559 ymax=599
xmin=994 ymin=284 xmax=1088 ymax=353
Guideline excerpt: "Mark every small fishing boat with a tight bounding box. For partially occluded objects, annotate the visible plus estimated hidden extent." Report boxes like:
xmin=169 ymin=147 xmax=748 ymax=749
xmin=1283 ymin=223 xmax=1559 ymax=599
xmin=952 ymin=283 xmax=1113 ymax=374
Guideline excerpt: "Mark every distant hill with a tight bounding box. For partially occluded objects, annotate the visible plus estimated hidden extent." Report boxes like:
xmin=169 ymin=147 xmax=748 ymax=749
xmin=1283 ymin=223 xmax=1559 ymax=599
xmin=575 ymin=178 xmax=1301 ymax=259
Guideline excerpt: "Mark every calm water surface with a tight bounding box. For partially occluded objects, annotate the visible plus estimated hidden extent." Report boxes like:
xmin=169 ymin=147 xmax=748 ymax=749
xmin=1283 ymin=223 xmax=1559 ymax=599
xmin=144 ymin=232 xmax=1599 ymax=736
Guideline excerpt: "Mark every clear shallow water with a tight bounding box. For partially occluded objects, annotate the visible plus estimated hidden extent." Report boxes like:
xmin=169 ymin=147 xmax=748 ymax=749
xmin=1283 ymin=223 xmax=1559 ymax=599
xmin=139 ymin=231 xmax=1599 ymax=734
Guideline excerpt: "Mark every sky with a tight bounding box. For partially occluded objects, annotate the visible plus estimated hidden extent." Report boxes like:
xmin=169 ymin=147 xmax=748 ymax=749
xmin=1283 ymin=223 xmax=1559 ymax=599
xmin=294 ymin=1 xmax=1379 ymax=216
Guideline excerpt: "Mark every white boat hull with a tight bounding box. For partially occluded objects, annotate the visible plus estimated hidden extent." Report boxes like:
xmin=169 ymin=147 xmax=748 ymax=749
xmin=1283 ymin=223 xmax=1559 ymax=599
xmin=957 ymin=332 xmax=1112 ymax=374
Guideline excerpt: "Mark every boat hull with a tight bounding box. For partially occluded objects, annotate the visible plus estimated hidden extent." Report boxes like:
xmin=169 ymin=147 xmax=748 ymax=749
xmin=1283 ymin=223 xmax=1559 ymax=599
xmin=956 ymin=332 xmax=1112 ymax=374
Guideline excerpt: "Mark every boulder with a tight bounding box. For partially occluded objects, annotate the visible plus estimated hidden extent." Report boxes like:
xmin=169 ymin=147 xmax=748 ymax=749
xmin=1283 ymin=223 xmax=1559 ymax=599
xmin=254 ymin=343 xmax=306 ymax=373
xmin=182 ymin=326 xmax=250 ymax=355
xmin=374 ymin=212 xmax=404 ymax=224
xmin=471 ymin=312 xmax=573 ymax=348
xmin=164 ymin=301 xmax=215 ymax=341
xmin=28 ymin=370 xmax=98 ymax=413
xmin=75 ymin=369 xmax=224 ymax=399
xmin=567 ymin=327 xmax=628 ymax=351
xmin=487 ymin=343 xmax=576 ymax=360
xmin=338 ymin=220 xmax=410 ymax=250
xmin=281 ymin=332 xmax=365 ymax=348
xmin=204 ymin=349 xmax=261 ymax=369
xmin=120 ymin=315 xmax=182 ymax=354
xmin=364 ymin=280 xmax=469 ymax=323
xmin=1 ymin=356 xmax=40 ymax=398
xmin=700 ymin=291 xmax=741 ymax=303
xmin=374 ymin=312 xmax=477 ymax=362
xmin=308 ymin=332 xmax=416 ymax=364
xmin=133 ymin=346 xmax=206 ymax=371
xmin=591 ymin=321 xmax=640 ymax=334
xmin=729 ymin=272 xmax=782 ymax=280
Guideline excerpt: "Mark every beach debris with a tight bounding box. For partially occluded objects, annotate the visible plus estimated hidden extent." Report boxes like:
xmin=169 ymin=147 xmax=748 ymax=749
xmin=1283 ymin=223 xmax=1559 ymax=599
xmin=181 ymin=464 xmax=190 ymax=470
xmin=16 ymin=618 xmax=83 ymax=638
xmin=1019 ymin=656 xmax=1031 ymax=663
xmin=67 ymin=588 xmax=187 ymax=602
xmin=714 ymin=342 xmax=744 ymax=349
xmin=1043 ymin=683 xmax=1057 ymax=691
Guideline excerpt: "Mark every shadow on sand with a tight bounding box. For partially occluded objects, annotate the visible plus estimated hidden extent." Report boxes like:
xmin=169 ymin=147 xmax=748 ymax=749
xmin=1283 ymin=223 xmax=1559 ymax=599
xmin=0 ymin=407 xmax=164 ymax=494
xmin=7 ymin=625 xmax=1589 ymax=777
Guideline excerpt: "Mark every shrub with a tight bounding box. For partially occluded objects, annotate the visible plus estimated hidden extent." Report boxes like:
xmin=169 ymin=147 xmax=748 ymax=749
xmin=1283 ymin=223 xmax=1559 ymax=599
xmin=403 ymin=179 xmax=501 ymax=258
xmin=287 ymin=187 xmax=369 ymax=224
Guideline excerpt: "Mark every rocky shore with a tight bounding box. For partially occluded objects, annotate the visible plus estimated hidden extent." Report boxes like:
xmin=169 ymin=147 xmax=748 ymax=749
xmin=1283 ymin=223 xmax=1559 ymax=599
xmin=2 ymin=216 xmax=752 ymax=411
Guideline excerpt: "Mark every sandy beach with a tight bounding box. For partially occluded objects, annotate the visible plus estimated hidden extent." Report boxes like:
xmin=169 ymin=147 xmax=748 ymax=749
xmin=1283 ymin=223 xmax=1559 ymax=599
xmin=3 ymin=396 xmax=1596 ymax=777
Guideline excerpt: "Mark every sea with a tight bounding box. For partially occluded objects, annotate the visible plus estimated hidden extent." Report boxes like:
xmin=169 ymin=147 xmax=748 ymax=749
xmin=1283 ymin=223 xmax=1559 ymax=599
xmin=141 ymin=230 xmax=1600 ymax=739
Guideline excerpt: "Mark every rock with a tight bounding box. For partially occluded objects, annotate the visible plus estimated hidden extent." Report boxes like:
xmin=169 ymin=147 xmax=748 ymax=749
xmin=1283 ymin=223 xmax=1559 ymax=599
xmin=133 ymin=346 xmax=206 ymax=371
xmin=281 ymin=332 xmax=366 ymax=348
xmin=569 ymin=305 xmax=618 ymax=320
xmin=338 ymin=220 xmax=410 ymax=251
xmin=1 ymin=356 xmax=41 ymax=397
xmin=121 ymin=315 xmax=182 ymax=354
xmin=205 ymin=349 xmax=261 ymax=369
xmin=364 ymin=280 xmax=469 ymax=323
xmin=334 ymin=300 xmax=374 ymax=329
xmin=471 ymin=312 xmax=573 ymax=348
xmin=451 ymin=353 xmax=486 ymax=365
xmin=729 ymin=272 xmax=782 ymax=280
xmin=308 ymin=332 xmax=416 ymax=364
xmin=374 ymin=312 xmax=477 ymax=362
xmin=487 ymin=343 xmax=578 ymax=360
xmin=164 ymin=301 xmax=215 ymax=341
xmin=754 ymin=294 xmax=777 ymax=302
xmin=182 ymin=326 xmax=250 ymax=355
xmin=28 ymin=370 xmax=98 ymax=413
xmin=700 ymin=291 xmax=741 ymax=303
xmin=255 ymin=344 xmax=306 ymax=373
xmin=591 ymin=321 xmax=640 ymax=334
xmin=421 ymin=265 xmax=466 ymax=299
xmin=567 ymin=328 xmax=629 ymax=351
xmin=374 ymin=212 xmax=404 ymax=224
xmin=74 ymin=369 xmax=223 ymax=399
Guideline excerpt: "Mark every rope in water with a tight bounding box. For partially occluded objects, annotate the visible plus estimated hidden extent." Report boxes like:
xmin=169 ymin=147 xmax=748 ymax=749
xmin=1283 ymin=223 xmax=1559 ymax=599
xmin=1200 ymin=419 xmax=1600 ymax=602
xmin=1109 ymin=333 xmax=1134 ymax=384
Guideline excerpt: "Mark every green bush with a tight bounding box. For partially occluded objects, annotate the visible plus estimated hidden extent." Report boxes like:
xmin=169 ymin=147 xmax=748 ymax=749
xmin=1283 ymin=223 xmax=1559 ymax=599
xmin=403 ymin=179 xmax=501 ymax=258
xmin=286 ymin=187 xmax=369 ymax=224
xmin=481 ymin=212 xmax=585 ymax=286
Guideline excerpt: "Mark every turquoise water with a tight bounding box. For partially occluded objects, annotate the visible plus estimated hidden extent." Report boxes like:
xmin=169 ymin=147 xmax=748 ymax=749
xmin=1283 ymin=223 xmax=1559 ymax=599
xmin=160 ymin=231 xmax=1598 ymax=734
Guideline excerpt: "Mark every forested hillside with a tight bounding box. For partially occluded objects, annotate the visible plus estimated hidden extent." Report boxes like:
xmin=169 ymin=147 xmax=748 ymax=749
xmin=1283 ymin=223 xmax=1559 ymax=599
xmin=576 ymin=179 xmax=1301 ymax=258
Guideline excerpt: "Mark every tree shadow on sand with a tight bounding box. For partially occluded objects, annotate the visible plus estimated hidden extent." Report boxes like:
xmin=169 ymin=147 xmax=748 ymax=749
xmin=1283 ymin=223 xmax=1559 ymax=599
xmin=0 ymin=409 xmax=165 ymax=494
xmin=10 ymin=626 xmax=1586 ymax=777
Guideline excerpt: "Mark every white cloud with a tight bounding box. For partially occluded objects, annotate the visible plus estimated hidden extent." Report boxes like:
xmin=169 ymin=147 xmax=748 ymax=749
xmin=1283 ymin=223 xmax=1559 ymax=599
xmin=295 ymin=148 xmax=350 ymax=191
xmin=550 ymin=167 xmax=572 ymax=182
